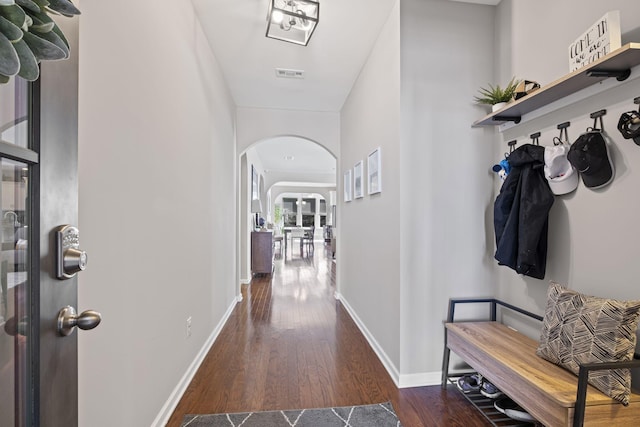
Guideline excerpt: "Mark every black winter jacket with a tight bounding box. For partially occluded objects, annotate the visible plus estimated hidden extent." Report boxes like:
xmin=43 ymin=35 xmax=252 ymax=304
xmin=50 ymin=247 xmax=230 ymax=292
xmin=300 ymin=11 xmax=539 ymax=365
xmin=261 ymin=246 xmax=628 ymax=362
xmin=494 ymin=144 xmax=554 ymax=279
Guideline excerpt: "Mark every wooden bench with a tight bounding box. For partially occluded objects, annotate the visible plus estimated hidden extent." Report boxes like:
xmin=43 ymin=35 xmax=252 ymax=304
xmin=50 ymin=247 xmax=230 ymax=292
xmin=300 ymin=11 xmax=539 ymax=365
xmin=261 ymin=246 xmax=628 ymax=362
xmin=441 ymin=299 xmax=640 ymax=427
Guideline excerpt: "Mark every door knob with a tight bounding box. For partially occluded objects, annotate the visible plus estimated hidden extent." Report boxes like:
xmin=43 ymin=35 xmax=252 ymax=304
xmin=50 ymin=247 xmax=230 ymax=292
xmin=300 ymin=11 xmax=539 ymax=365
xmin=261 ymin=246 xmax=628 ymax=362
xmin=57 ymin=306 xmax=101 ymax=336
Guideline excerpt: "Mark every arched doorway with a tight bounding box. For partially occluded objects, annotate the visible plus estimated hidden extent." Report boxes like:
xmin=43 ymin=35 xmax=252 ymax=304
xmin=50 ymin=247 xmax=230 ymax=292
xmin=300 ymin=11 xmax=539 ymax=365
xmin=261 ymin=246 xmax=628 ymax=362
xmin=238 ymin=136 xmax=336 ymax=288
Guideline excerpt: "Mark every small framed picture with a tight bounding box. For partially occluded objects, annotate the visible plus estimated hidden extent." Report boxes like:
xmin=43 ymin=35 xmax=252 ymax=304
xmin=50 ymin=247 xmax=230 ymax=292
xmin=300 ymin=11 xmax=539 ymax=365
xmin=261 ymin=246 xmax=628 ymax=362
xmin=367 ymin=147 xmax=381 ymax=195
xmin=251 ymin=165 xmax=259 ymax=200
xmin=344 ymin=169 xmax=352 ymax=202
xmin=354 ymin=160 xmax=363 ymax=199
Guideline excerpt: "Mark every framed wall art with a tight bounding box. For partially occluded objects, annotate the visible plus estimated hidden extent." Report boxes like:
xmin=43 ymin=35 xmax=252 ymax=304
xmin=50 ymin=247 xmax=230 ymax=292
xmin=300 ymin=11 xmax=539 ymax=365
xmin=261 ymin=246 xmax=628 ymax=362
xmin=367 ymin=147 xmax=381 ymax=195
xmin=251 ymin=165 xmax=259 ymax=200
xmin=354 ymin=160 xmax=363 ymax=199
xmin=344 ymin=169 xmax=352 ymax=202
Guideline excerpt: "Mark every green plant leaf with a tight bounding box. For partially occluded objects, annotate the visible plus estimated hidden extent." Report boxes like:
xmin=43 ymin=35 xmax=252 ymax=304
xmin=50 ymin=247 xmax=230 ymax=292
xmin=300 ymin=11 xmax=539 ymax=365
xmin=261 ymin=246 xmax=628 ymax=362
xmin=23 ymin=13 xmax=31 ymax=30
xmin=0 ymin=0 xmax=16 ymax=6
xmin=16 ymin=0 xmax=41 ymax=13
xmin=50 ymin=21 xmax=67 ymax=48
xmin=13 ymin=37 xmax=38 ymax=80
xmin=32 ymin=0 xmax=49 ymax=8
xmin=474 ymin=77 xmax=521 ymax=105
xmin=32 ymin=26 xmax=67 ymax=58
xmin=0 ymin=15 xmax=22 ymax=41
xmin=0 ymin=4 xmax=26 ymax=28
xmin=26 ymin=9 xmax=54 ymax=32
xmin=21 ymin=29 xmax=65 ymax=61
xmin=47 ymin=0 xmax=79 ymax=16
xmin=0 ymin=29 xmax=19 ymax=75
xmin=0 ymin=72 xmax=9 ymax=83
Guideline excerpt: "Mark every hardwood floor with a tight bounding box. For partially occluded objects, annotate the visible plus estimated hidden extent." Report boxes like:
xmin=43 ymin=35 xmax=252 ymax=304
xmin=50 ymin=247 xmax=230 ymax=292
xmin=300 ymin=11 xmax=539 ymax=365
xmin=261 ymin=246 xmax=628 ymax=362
xmin=166 ymin=243 xmax=491 ymax=427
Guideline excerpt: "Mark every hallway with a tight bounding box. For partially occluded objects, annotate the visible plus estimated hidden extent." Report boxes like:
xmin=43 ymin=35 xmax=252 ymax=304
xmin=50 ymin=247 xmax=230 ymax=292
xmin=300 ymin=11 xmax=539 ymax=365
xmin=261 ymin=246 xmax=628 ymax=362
xmin=166 ymin=242 xmax=490 ymax=427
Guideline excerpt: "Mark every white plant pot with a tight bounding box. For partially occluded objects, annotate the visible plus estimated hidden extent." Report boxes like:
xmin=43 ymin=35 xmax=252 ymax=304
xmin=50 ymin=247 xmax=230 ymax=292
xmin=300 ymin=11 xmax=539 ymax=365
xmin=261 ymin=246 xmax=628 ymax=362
xmin=492 ymin=102 xmax=507 ymax=112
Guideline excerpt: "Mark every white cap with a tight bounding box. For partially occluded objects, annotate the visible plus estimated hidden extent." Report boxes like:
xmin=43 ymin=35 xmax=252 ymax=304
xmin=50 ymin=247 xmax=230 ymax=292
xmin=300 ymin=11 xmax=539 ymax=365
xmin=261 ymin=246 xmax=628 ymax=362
xmin=544 ymin=144 xmax=579 ymax=195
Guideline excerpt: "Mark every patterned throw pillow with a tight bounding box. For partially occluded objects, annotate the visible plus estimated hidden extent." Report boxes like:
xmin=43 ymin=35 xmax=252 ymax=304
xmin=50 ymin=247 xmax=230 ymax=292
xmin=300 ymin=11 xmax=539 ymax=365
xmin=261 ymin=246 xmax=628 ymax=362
xmin=536 ymin=282 xmax=640 ymax=405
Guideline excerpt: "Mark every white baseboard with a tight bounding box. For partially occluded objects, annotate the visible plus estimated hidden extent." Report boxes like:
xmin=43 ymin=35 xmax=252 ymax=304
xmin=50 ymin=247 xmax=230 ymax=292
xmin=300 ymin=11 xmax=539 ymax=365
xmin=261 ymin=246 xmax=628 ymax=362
xmin=151 ymin=298 xmax=237 ymax=427
xmin=336 ymin=292 xmax=443 ymax=390
xmin=398 ymin=371 xmax=442 ymax=388
xmin=336 ymin=292 xmax=401 ymax=386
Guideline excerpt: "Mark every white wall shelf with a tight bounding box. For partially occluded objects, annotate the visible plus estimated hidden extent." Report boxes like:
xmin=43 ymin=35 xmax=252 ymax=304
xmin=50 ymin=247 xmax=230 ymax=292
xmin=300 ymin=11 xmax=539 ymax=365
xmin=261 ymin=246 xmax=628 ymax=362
xmin=472 ymin=43 xmax=640 ymax=127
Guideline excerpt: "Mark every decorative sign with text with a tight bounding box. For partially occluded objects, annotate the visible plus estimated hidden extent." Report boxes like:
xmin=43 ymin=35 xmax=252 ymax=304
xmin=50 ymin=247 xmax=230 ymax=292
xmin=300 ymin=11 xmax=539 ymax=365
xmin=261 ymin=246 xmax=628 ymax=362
xmin=568 ymin=11 xmax=621 ymax=72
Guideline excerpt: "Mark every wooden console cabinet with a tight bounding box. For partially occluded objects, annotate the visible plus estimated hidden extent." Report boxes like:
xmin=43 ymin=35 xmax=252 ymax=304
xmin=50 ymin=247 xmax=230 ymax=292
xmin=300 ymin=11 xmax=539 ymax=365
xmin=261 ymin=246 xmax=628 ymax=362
xmin=251 ymin=231 xmax=273 ymax=275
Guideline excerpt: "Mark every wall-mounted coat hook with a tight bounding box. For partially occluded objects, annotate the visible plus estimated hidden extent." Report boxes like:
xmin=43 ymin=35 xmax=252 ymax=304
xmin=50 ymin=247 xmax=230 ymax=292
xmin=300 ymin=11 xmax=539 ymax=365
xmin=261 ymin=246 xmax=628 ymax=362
xmin=530 ymin=132 xmax=541 ymax=145
xmin=589 ymin=109 xmax=606 ymax=131
xmin=507 ymin=139 xmax=517 ymax=155
xmin=634 ymin=96 xmax=640 ymax=112
xmin=555 ymin=122 xmax=570 ymax=145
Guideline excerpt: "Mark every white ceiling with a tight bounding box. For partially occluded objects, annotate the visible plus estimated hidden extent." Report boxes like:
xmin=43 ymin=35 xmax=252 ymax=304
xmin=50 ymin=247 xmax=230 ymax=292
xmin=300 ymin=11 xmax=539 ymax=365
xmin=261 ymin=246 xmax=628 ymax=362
xmin=191 ymin=0 xmax=498 ymax=187
xmin=192 ymin=0 xmax=397 ymax=186
xmin=192 ymin=0 xmax=397 ymax=112
xmin=254 ymin=136 xmax=336 ymax=174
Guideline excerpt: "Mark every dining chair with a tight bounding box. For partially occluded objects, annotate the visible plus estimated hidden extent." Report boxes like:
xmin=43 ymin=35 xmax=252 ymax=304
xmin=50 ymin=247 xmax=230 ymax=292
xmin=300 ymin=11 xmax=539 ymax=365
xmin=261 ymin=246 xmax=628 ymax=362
xmin=272 ymin=233 xmax=284 ymax=258
xmin=290 ymin=228 xmax=305 ymax=257
xmin=302 ymin=228 xmax=314 ymax=255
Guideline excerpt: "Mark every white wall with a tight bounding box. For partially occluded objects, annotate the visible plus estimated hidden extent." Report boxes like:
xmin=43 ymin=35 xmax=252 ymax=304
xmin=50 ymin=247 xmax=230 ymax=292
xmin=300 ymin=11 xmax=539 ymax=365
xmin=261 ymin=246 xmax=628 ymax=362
xmin=339 ymin=0 xmax=496 ymax=387
xmin=339 ymin=0 xmax=402 ymax=379
xmin=77 ymin=1 xmax=237 ymax=426
xmin=236 ymin=107 xmax=340 ymax=157
xmin=507 ymin=0 xmax=640 ymax=87
xmin=399 ymin=0 xmax=496 ymax=382
xmin=492 ymin=0 xmax=640 ymax=326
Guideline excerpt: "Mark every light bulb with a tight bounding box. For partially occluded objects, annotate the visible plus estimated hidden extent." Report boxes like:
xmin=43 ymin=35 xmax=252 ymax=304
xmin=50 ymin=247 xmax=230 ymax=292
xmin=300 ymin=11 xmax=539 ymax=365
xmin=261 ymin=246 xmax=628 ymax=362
xmin=271 ymin=10 xmax=284 ymax=24
xmin=295 ymin=10 xmax=311 ymax=30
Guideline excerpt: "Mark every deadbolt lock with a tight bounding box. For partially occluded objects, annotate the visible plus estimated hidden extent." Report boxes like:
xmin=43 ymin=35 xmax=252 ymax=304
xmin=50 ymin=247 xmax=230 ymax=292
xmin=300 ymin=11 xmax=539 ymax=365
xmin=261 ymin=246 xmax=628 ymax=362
xmin=56 ymin=225 xmax=88 ymax=279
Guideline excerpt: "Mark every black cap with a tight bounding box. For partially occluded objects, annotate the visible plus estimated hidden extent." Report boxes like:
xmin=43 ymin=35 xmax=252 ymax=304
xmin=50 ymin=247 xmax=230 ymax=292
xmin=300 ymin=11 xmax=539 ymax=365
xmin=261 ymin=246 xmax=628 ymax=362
xmin=567 ymin=131 xmax=614 ymax=189
xmin=617 ymin=111 xmax=640 ymax=146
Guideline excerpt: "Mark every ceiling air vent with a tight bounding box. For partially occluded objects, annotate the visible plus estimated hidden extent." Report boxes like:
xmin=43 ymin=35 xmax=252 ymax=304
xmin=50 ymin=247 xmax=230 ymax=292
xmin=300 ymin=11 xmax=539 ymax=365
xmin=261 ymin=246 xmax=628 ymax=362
xmin=275 ymin=68 xmax=305 ymax=79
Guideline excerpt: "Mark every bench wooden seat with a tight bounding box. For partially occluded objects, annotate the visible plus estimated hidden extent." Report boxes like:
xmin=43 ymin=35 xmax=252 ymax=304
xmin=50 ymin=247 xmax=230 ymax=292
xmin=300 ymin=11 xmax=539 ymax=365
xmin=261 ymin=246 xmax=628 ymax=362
xmin=445 ymin=321 xmax=640 ymax=426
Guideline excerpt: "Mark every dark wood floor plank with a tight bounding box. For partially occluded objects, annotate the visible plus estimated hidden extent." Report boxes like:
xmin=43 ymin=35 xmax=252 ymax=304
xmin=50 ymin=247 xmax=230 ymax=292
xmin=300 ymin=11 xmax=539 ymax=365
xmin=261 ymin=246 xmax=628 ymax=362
xmin=166 ymin=244 xmax=491 ymax=427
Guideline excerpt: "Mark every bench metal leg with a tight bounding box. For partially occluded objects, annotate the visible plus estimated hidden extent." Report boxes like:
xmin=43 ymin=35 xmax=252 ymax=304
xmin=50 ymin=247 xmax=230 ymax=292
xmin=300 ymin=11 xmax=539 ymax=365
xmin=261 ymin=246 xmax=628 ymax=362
xmin=441 ymin=329 xmax=451 ymax=388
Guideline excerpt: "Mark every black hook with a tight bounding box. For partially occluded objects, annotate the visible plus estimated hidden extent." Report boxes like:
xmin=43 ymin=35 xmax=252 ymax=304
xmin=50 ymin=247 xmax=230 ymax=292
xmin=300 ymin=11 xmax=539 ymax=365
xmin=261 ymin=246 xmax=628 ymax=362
xmin=505 ymin=139 xmax=517 ymax=156
xmin=530 ymin=132 xmax=541 ymax=146
xmin=588 ymin=109 xmax=606 ymax=132
xmin=555 ymin=121 xmax=570 ymax=145
xmin=634 ymin=96 xmax=640 ymax=113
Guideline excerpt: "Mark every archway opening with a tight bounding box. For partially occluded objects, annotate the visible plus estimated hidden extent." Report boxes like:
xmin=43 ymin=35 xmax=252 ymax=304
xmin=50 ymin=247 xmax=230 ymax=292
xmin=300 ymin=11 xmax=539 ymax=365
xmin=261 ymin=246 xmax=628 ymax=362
xmin=239 ymin=135 xmax=337 ymax=286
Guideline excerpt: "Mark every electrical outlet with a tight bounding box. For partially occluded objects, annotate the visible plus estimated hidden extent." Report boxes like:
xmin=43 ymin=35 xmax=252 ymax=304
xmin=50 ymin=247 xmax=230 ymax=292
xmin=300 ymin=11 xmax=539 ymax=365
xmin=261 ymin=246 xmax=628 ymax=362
xmin=186 ymin=316 xmax=192 ymax=338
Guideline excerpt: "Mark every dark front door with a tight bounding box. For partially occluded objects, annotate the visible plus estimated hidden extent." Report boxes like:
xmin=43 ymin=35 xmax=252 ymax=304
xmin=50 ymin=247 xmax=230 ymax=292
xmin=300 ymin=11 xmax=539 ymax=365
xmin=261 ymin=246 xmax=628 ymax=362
xmin=0 ymin=15 xmax=91 ymax=427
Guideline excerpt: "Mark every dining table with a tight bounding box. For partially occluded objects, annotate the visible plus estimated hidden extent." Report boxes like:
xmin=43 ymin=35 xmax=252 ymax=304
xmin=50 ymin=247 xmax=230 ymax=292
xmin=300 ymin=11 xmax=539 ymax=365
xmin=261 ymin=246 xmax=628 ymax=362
xmin=282 ymin=227 xmax=313 ymax=258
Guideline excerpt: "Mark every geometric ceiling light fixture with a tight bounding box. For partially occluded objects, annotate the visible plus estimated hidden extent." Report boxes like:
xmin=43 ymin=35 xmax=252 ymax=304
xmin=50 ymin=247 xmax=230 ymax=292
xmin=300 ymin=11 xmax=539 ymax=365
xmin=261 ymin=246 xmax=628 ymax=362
xmin=266 ymin=0 xmax=319 ymax=46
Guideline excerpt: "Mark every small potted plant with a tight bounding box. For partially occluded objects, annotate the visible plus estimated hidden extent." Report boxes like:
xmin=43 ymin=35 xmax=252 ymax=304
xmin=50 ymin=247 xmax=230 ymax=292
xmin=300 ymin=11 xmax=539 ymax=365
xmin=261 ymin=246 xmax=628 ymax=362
xmin=474 ymin=77 xmax=521 ymax=112
xmin=0 ymin=0 xmax=80 ymax=84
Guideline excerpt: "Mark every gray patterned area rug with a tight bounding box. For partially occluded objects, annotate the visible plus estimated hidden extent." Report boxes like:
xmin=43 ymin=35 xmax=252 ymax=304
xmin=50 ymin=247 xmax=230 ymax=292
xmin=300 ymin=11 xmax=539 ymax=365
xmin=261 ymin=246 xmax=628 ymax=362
xmin=181 ymin=402 xmax=402 ymax=426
